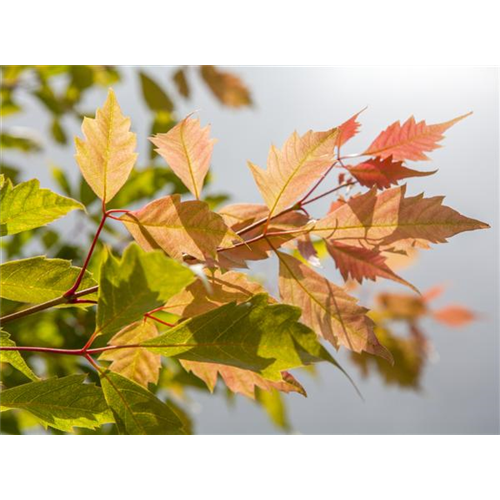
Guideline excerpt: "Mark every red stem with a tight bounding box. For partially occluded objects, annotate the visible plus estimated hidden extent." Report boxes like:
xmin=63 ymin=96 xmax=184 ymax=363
xmin=64 ymin=212 xmax=108 ymax=298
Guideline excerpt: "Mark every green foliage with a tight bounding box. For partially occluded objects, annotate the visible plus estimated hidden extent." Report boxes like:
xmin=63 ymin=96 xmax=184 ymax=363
xmin=0 ymin=331 xmax=39 ymax=381
xmin=100 ymin=371 xmax=186 ymax=435
xmin=142 ymin=294 xmax=334 ymax=380
xmin=96 ymin=244 xmax=195 ymax=337
xmin=0 ymin=176 xmax=83 ymax=236
xmin=0 ymin=375 xmax=112 ymax=432
xmin=0 ymin=256 xmax=97 ymax=303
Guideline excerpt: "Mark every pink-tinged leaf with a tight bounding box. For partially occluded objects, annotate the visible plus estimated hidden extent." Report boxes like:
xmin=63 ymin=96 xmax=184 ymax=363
xmin=75 ymin=89 xmax=137 ymax=203
xmin=364 ymin=113 xmax=471 ymax=161
xmin=217 ymin=211 xmax=311 ymax=268
xmin=433 ymin=306 xmax=476 ymax=327
xmin=181 ymin=360 xmax=306 ymax=399
xmin=150 ymin=116 xmax=216 ymax=199
xmin=337 ymin=108 xmax=364 ymax=148
xmin=297 ymin=234 xmax=321 ymax=267
xmin=326 ymin=240 xmax=418 ymax=292
xmin=312 ymin=185 xmax=489 ymax=250
xmin=277 ymin=252 xmax=392 ymax=361
xmin=163 ymin=270 xmax=273 ymax=318
xmin=120 ymin=194 xmax=238 ymax=261
xmin=248 ymin=127 xmax=339 ymax=217
xmin=218 ymin=203 xmax=269 ymax=232
xmin=99 ymin=320 xmax=161 ymax=387
xmin=348 ymin=156 xmax=436 ymax=189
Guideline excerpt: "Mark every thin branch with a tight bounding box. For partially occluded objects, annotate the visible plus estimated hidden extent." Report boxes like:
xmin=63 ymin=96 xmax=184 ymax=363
xmin=0 ymin=286 xmax=99 ymax=325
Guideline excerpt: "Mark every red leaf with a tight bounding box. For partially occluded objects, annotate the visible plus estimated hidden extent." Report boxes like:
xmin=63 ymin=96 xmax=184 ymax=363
xmin=348 ymin=156 xmax=436 ymax=189
xmin=337 ymin=108 xmax=365 ymax=148
xmin=364 ymin=113 xmax=471 ymax=161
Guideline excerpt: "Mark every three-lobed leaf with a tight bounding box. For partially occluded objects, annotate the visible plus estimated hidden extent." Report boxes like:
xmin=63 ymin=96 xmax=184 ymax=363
xmin=0 ymin=375 xmax=112 ymax=432
xmin=0 ymin=175 xmax=83 ymax=236
xmin=96 ymin=243 xmax=195 ymax=337
xmin=99 ymin=370 xmax=186 ymax=435
xmin=75 ymin=89 xmax=137 ymax=203
xmin=0 ymin=256 xmax=97 ymax=303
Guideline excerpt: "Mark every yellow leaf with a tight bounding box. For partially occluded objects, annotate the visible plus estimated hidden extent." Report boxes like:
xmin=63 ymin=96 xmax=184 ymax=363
xmin=248 ymin=127 xmax=339 ymax=217
xmin=277 ymin=252 xmax=392 ymax=362
xmin=150 ymin=116 xmax=215 ymax=200
xmin=75 ymin=89 xmax=137 ymax=203
xmin=99 ymin=320 xmax=161 ymax=388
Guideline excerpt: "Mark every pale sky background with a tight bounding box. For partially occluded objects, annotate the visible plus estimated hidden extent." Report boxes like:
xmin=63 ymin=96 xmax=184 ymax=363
xmin=5 ymin=67 xmax=499 ymax=434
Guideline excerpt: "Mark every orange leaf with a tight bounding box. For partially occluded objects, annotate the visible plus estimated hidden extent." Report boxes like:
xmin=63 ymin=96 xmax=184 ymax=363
xmin=326 ymin=240 xmax=418 ymax=292
xmin=348 ymin=156 xmax=436 ymax=189
xmin=99 ymin=320 xmax=161 ymax=387
xmin=218 ymin=203 xmax=269 ymax=232
xmin=248 ymin=127 xmax=339 ymax=217
xmin=277 ymin=252 xmax=392 ymax=361
xmin=120 ymin=195 xmax=237 ymax=261
xmin=433 ymin=306 xmax=476 ymax=327
xmin=364 ymin=113 xmax=471 ymax=161
xmin=200 ymin=66 xmax=252 ymax=108
xmin=337 ymin=108 xmax=364 ymax=148
xmin=181 ymin=360 xmax=306 ymax=399
xmin=150 ymin=116 xmax=216 ymax=199
xmin=163 ymin=270 xmax=273 ymax=318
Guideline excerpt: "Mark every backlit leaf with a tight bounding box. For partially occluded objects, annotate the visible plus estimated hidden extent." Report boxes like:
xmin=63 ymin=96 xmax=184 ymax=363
xmin=150 ymin=116 xmax=215 ymax=199
xmin=348 ymin=156 xmax=436 ymax=189
xmin=75 ymin=89 xmax=137 ymax=203
xmin=277 ymin=252 xmax=391 ymax=361
xmin=0 ymin=375 xmax=112 ymax=432
xmin=99 ymin=370 xmax=186 ymax=435
xmin=337 ymin=109 xmax=364 ymax=148
xmin=96 ymin=243 xmax=195 ymax=337
xmin=142 ymin=294 xmax=335 ymax=381
xmin=364 ymin=113 xmax=471 ymax=161
xmin=433 ymin=305 xmax=476 ymax=327
xmin=139 ymin=72 xmax=174 ymax=112
xmin=248 ymin=127 xmax=339 ymax=217
xmin=120 ymin=194 xmax=238 ymax=261
xmin=0 ymin=176 xmax=83 ymax=236
xmin=0 ymin=256 xmax=97 ymax=303
xmin=99 ymin=320 xmax=161 ymax=387
xmin=0 ymin=330 xmax=39 ymax=381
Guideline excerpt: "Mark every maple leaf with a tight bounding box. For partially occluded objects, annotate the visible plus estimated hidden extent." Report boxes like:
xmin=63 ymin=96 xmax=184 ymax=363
xmin=364 ymin=113 xmax=471 ymax=161
xmin=0 ymin=375 xmax=112 ymax=432
xmin=433 ymin=305 xmax=476 ymax=327
xmin=150 ymin=116 xmax=216 ymax=199
xmin=96 ymin=244 xmax=194 ymax=337
xmin=277 ymin=251 xmax=391 ymax=361
xmin=100 ymin=371 xmax=186 ymax=435
xmin=312 ymin=185 xmax=489 ymax=250
xmin=75 ymin=89 xmax=137 ymax=203
xmin=0 ymin=256 xmax=97 ymax=303
xmin=120 ymin=194 xmax=238 ymax=261
xmin=163 ymin=269 xmax=272 ymax=318
xmin=142 ymin=294 xmax=335 ymax=381
xmin=200 ymin=66 xmax=252 ymax=108
xmin=173 ymin=67 xmax=190 ymax=98
xmin=0 ymin=176 xmax=83 ymax=236
xmin=347 ymin=156 xmax=436 ymax=189
xmin=1 ymin=330 xmax=39 ymax=381
xmin=248 ymin=127 xmax=339 ymax=217
xmin=326 ymin=240 xmax=417 ymax=292
xmin=376 ymin=292 xmax=427 ymax=321
xmin=181 ymin=360 xmax=306 ymax=399
xmin=337 ymin=108 xmax=364 ymax=148
xmin=100 ymin=320 xmax=161 ymax=387
xmin=218 ymin=203 xmax=269 ymax=232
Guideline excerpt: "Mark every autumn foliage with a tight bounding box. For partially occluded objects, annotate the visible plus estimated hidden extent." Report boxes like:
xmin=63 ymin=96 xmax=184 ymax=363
xmin=0 ymin=87 xmax=489 ymax=434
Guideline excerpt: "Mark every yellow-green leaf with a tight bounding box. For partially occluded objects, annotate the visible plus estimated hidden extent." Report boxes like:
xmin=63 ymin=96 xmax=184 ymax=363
xmin=0 ymin=330 xmax=39 ymax=381
xmin=75 ymin=89 xmax=137 ymax=203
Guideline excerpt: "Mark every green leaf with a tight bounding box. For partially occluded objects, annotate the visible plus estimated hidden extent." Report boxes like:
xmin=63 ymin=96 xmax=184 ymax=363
xmin=0 ymin=375 xmax=113 ymax=432
xmin=139 ymin=72 xmax=174 ymax=112
xmin=0 ymin=256 xmax=97 ymax=303
xmin=0 ymin=132 xmax=41 ymax=152
xmin=51 ymin=118 xmax=67 ymax=144
xmin=142 ymin=294 xmax=335 ymax=381
xmin=0 ymin=176 xmax=83 ymax=236
xmin=0 ymin=330 xmax=39 ymax=381
xmin=100 ymin=370 xmax=186 ymax=435
xmin=96 ymin=243 xmax=195 ymax=337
